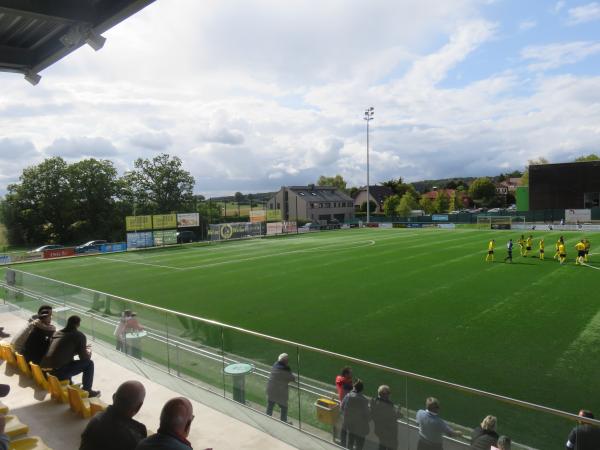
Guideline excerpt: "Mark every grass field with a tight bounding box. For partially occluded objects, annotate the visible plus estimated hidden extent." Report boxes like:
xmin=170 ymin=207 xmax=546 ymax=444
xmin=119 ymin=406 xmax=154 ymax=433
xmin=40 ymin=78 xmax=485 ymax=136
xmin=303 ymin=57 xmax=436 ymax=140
xmin=4 ymin=227 xmax=600 ymax=447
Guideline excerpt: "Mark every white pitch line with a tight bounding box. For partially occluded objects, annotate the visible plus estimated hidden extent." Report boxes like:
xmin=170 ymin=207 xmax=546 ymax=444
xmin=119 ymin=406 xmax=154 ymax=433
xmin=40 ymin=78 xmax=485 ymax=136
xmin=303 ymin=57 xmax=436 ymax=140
xmin=582 ymin=262 xmax=600 ymax=271
xmin=97 ymin=256 xmax=182 ymax=270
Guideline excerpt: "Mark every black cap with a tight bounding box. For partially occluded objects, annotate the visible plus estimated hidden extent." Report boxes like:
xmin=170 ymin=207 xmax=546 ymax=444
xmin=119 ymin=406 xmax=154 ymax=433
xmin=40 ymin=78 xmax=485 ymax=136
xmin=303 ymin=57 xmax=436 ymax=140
xmin=0 ymin=384 xmax=10 ymax=397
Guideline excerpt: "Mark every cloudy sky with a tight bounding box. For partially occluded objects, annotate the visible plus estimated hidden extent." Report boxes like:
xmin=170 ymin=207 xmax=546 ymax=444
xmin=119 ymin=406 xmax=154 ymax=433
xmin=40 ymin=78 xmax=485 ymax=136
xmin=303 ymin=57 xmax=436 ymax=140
xmin=2 ymin=0 xmax=600 ymax=196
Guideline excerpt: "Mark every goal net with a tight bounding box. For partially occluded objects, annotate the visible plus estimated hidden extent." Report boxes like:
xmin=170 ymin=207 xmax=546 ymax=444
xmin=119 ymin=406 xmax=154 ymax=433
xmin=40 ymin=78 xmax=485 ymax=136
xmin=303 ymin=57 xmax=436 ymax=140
xmin=477 ymin=216 xmax=525 ymax=230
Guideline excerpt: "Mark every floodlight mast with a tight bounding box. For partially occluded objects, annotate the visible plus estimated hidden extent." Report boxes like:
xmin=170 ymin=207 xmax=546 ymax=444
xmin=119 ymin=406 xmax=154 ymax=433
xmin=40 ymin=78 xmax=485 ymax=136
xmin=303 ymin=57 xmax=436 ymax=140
xmin=363 ymin=107 xmax=374 ymax=224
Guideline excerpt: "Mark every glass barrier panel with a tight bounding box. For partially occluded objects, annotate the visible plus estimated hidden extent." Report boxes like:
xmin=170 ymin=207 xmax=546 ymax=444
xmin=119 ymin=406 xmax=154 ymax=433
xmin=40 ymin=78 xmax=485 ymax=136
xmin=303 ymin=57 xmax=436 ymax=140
xmin=221 ymin=327 xmax=300 ymax=428
xmin=164 ymin=313 xmax=225 ymax=395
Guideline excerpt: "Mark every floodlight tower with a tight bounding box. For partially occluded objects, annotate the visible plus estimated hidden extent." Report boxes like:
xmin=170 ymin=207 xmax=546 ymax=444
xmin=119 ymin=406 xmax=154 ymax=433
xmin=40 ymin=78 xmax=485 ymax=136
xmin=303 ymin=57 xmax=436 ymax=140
xmin=363 ymin=107 xmax=374 ymax=224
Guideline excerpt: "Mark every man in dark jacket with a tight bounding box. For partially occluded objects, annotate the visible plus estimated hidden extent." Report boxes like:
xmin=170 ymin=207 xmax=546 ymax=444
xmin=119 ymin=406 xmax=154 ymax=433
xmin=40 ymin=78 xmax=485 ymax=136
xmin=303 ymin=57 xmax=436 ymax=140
xmin=565 ymin=410 xmax=600 ymax=450
xmin=370 ymin=385 xmax=401 ymax=450
xmin=80 ymin=380 xmax=147 ymax=450
xmin=12 ymin=305 xmax=53 ymax=353
xmin=341 ymin=379 xmax=370 ymax=450
xmin=135 ymin=397 xmax=194 ymax=450
xmin=470 ymin=415 xmax=499 ymax=450
xmin=266 ymin=353 xmax=295 ymax=422
xmin=23 ymin=309 xmax=55 ymax=364
xmin=40 ymin=315 xmax=100 ymax=397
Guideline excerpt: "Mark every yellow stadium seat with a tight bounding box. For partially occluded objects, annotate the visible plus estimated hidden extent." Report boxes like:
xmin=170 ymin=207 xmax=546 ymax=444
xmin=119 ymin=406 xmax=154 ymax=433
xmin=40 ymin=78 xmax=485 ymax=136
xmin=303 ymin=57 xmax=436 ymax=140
xmin=9 ymin=436 xmax=53 ymax=450
xmin=3 ymin=415 xmax=29 ymax=438
xmin=29 ymin=363 xmax=49 ymax=391
xmin=1 ymin=343 xmax=17 ymax=366
xmin=66 ymin=385 xmax=107 ymax=418
xmin=46 ymin=374 xmax=80 ymax=404
xmin=14 ymin=353 xmax=31 ymax=377
xmin=0 ymin=400 xmax=8 ymax=414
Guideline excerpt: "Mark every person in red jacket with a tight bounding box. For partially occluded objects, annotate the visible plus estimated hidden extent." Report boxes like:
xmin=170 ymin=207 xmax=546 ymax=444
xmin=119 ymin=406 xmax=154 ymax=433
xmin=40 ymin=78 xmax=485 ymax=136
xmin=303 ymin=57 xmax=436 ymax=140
xmin=335 ymin=367 xmax=353 ymax=446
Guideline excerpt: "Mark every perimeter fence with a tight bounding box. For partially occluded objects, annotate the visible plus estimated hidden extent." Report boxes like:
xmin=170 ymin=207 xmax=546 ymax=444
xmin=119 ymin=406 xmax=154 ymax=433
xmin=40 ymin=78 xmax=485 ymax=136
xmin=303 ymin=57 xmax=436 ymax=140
xmin=1 ymin=268 xmax=598 ymax=450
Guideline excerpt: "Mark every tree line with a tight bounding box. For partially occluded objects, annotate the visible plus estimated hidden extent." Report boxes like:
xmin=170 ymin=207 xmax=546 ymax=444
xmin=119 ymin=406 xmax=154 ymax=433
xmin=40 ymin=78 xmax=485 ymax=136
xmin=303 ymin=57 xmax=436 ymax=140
xmin=0 ymin=154 xmax=197 ymax=246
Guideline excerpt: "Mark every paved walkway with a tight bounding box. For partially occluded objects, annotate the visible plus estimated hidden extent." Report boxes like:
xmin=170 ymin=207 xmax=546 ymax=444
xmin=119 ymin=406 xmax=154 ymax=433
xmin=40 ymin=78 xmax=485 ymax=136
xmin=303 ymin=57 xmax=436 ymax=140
xmin=0 ymin=309 xmax=315 ymax=450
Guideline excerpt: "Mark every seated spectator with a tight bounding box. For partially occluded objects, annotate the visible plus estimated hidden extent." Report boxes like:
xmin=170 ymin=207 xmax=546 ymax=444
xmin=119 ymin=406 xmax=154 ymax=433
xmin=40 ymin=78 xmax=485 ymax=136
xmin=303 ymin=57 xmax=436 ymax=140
xmin=416 ymin=397 xmax=462 ymax=450
xmin=40 ymin=315 xmax=100 ymax=397
xmin=370 ymin=385 xmax=401 ymax=450
xmin=135 ymin=397 xmax=194 ymax=450
xmin=0 ymin=384 xmax=10 ymax=450
xmin=12 ymin=305 xmax=53 ymax=353
xmin=266 ymin=353 xmax=295 ymax=423
xmin=492 ymin=435 xmax=511 ymax=450
xmin=23 ymin=308 xmax=55 ymax=364
xmin=80 ymin=380 xmax=147 ymax=450
xmin=341 ymin=379 xmax=370 ymax=450
xmin=565 ymin=410 xmax=600 ymax=450
xmin=470 ymin=415 xmax=499 ymax=450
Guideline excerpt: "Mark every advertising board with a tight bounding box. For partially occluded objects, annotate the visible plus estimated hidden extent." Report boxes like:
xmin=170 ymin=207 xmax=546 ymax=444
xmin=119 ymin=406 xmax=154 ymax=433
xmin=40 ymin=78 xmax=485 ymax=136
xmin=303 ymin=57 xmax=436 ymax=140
xmin=43 ymin=248 xmax=75 ymax=259
xmin=432 ymin=214 xmax=449 ymax=221
xmin=127 ymin=232 xmax=154 ymax=249
xmin=153 ymin=214 xmax=177 ymax=229
xmin=99 ymin=243 xmax=127 ymax=253
xmin=565 ymin=209 xmax=591 ymax=223
xmin=250 ymin=210 xmax=267 ymax=223
xmin=126 ymin=215 xmax=152 ymax=231
xmin=177 ymin=213 xmax=200 ymax=228
xmin=208 ymin=222 xmax=263 ymax=241
xmin=153 ymin=229 xmax=177 ymax=245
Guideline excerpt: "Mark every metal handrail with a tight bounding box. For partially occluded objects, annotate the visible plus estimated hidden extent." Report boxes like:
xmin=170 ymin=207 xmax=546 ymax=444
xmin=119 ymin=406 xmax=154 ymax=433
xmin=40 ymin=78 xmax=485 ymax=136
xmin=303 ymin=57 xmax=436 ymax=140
xmin=3 ymin=268 xmax=600 ymax=428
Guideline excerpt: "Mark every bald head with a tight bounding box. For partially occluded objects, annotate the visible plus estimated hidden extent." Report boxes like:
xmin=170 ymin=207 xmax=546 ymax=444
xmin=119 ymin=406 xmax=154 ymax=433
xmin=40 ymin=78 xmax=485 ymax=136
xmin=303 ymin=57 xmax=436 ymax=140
xmin=160 ymin=397 xmax=194 ymax=437
xmin=113 ymin=381 xmax=146 ymax=418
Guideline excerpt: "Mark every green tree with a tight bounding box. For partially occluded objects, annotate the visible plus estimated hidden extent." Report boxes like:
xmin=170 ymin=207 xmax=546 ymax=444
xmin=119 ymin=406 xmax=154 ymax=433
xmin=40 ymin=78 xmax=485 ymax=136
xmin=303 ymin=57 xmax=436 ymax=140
xmin=381 ymin=178 xmax=419 ymax=198
xmin=396 ymin=192 xmax=418 ymax=217
xmin=382 ymin=195 xmax=401 ymax=216
xmin=419 ymin=197 xmax=434 ymax=214
xmin=448 ymin=191 xmax=460 ymax=212
xmin=317 ymin=175 xmax=347 ymax=191
xmin=521 ymin=157 xmax=549 ymax=186
xmin=348 ymin=186 xmax=359 ymax=198
xmin=234 ymin=192 xmax=245 ymax=203
xmin=574 ymin=153 xmax=600 ymax=162
xmin=433 ymin=190 xmax=450 ymax=213
xmin=360 ymin=201 xmax=377 ymax=213
xmin=125 ymin=154 xmax=195 ymax=213
xmin=468 ymin=177 xmax=497 ymax=207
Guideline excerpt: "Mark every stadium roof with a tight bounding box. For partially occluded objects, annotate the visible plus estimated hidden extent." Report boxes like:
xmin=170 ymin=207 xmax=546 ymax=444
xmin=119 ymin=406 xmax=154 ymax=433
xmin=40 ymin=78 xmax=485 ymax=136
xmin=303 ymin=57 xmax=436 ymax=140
xmin=0 ymin=0 xmax=155 ymax=85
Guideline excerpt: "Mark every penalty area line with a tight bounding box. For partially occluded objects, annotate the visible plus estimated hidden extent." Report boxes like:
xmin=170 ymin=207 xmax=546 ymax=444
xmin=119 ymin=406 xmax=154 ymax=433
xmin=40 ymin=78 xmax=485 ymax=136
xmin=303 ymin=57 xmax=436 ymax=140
xmin=97 ymin=256 xmax=182 ymax=270
xmin=581 ymin=262 xmax=600 ymax=271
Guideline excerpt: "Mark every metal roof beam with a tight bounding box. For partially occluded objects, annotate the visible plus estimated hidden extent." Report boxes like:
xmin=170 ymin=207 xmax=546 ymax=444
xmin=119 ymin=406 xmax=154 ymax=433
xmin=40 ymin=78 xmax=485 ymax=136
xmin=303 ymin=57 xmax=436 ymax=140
xmin=0 ymin=43 xmax=34 ymax=67
xmin=0 ymin=1 xmax=95 ymax=24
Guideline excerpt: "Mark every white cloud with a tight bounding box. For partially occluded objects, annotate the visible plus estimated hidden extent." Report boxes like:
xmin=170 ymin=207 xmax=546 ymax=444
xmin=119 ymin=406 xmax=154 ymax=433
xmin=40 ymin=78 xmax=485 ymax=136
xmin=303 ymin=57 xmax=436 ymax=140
xmin=567 ymin=2 xmax=600 ymax=25
xmin=521 ymin=41 xmax=600 ymax=71
xmin=519 ymin=20 xmax=537 ymax=31
xmin=45 ymin=137 xmax=119 ymax=158
xmin=553 ymin=1 xmax=566 ymax=13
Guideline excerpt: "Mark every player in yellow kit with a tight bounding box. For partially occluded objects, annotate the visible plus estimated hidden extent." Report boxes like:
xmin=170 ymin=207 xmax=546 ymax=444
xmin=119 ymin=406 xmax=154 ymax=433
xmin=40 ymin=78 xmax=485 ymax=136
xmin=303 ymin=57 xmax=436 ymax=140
xmin=575 ymin=240 xmax=586 ymax=265
xmin=486 ymin=239 xmax=495 ymax=262
xmin=517 ymin=235 xmax=526 ymax=256
xmin=539 ymin=238 xmax=545 ymax=260
xmin=584 ymin=239 xmax=591 ymax=262
xmin=554 ymin=236 xmax=564 ymax=260
xmin=559 ymin=241 xmax=567 ymax=265
xmin=524 ymin=235 xmax=533 ymax=257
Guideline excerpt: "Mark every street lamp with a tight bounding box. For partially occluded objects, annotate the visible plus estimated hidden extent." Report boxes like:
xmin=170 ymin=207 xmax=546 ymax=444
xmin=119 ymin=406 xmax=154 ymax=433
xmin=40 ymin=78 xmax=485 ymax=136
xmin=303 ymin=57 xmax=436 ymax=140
xmin=363 ymin=106 xmax=374 ymax=224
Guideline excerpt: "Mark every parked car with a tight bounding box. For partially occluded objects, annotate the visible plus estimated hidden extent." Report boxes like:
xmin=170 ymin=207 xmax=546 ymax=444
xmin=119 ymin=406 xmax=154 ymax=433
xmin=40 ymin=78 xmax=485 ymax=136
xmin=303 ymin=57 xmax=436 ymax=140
xmin=299 ymin=222 xmax=320 ymax=232
xmin=324 ymin=219 xmax=341 ymax=230
xmin=27 ymin=244 xmax=63 ymax=254
xmin=487 ymin=208 xmax=505 ymax=213
xmin=75 ymin=240 xmax=107 ymax=253
xmin=176 ymin=230 xmax=196 ymax=243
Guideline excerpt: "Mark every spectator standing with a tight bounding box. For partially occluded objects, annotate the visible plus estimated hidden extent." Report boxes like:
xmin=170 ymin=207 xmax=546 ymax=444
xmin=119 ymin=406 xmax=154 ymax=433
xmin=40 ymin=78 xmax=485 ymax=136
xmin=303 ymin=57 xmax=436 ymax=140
xmin=370 ymin=385 xmax=401 ymax=450
xmin=266 ymin=353 xmax=295 ymax=423
xmin=335 ymin=367 xmax=353 ymax=446
xmin=23 ymin=309 xmax=55 ymax=364
xmin=80 ymin=380 xmax=147 ymax=450
xmin=341 ymin=379 xmax=370 ymax=450
xmin=470 ymin=415 xmax=499 ymax=450
xmin=135 ymin=397 xmax=194 ymax=450
xmin=115 ymin=310 xmax=144 ymax=356
xmin=12 ymin=305 xmax=53 ymax=353
xmin=0 ymin=384 xmax=10 ymax=450
xmin=40 ymin=315 xmax=100 ymax=397
xmin=565 ymin=410 xmax=600 ymax=450
xmin=492 ymin=435 xmax=511 ymax=450
xmin=416 ymin=397 xmax=462 ymax=450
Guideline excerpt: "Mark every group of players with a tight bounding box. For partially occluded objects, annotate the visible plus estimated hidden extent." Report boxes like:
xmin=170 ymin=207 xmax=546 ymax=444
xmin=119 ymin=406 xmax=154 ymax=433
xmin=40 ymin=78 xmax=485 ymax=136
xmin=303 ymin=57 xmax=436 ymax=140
xmin=485 ymin=235 xmax=591 ymax=265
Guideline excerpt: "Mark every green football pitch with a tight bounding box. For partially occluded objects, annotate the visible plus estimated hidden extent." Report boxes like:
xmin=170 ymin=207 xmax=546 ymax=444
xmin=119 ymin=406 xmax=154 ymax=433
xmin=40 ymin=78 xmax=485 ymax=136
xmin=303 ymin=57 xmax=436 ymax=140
xmin=4 ymin=227 xmax=600 ymax=446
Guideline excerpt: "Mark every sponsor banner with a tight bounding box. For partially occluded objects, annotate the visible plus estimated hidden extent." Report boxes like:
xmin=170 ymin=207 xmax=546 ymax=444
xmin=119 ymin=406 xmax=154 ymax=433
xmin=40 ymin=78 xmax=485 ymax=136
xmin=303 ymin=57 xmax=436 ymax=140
xmin=267 ymin=209 xmax=281 ymax=221
xmin=0 ymin=255 xmax=11 ymax=264
xmin=153 ymin=229 xmax=177 ymax=246
xmin=437 ymin=223 xmax=456 ymax=229
xmin=127 ymin=232 xmax=154 ymax=249
xmin=393 ymin=223 xmax=407 ymax=228
xmin=126 ymin=215 xmax=153 ymax=231
xmin=99 ymin=243 xmax=127 ymax=253
xmin=432 ymin=214 xmax=449 ymax=221
xmin=408 ymin=223 xmax=423 ymax=228
xmin=342 ymin=224 xmax=352 ymax=229
xmin=43 ymin=248 xmax=75 ymax=259
xmin=250 ymin=209 xmax=267 ymax=223
xmin=153 ymin=214 xmax=177 ymax=229
xmin=491 ymin=224 xmax=511 ymax=230
xmin=565 ymin=209 xmax=591 ymax=223
xmin=366 ymin=223 xmax=380 ymax=228
xmin=512 ymin=223 xmax=600 ymax=231
xmin=208 ymin=222 xmax=263 ymax=241
xmin=177 ymin=213 xmax=199 ymax=228
xmin=379 ymin=223 xmax=393 ymax=229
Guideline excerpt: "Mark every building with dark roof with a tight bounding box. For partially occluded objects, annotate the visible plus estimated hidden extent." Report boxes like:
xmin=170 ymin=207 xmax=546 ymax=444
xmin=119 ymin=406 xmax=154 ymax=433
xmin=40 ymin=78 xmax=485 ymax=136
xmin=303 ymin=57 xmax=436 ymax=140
xmin=268 ymin=185 xmax=354 ymax=223
xmin=352 ymin=185 xmax=394 ymax=213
